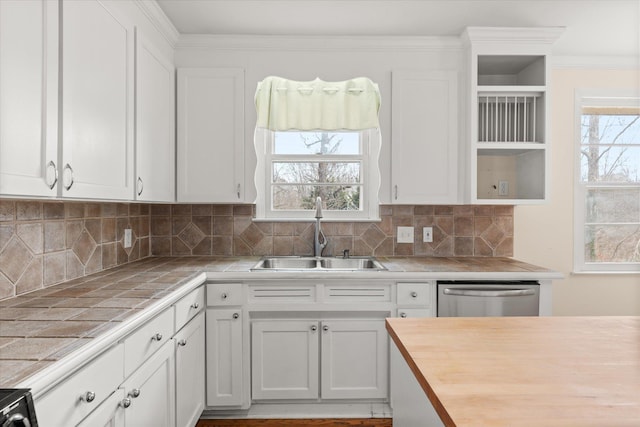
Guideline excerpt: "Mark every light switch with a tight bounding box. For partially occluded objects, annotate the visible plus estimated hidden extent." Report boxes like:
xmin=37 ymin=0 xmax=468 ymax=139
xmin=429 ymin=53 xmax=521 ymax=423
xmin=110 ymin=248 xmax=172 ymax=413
xmin=397 ymin=226 xmax=414 ymax=244
xmin=423 ymin=227 xmax=433 ymax=243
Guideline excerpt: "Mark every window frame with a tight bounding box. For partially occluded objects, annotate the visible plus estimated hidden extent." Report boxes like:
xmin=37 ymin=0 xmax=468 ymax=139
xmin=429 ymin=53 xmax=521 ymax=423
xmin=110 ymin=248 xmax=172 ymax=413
xmin=254 ymin=128 xmax=381 ymax=221
xmin=573 ymin=89 xmax=640 ymax=273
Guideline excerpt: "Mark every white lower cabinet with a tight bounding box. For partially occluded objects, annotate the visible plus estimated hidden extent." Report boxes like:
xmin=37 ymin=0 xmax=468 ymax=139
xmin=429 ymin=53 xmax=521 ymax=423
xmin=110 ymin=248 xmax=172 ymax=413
xmin=206 ymin=307 xmax=246 ymax=407
xmin=122 ymin=340 xmax=175 ymax=427
xmin=251 ymin=320 xmax=319 ymax=400
xmin=175 ymin=311 xmax=205 ymax=427
xmin=251 ymin=318 xmax=388 ymax=401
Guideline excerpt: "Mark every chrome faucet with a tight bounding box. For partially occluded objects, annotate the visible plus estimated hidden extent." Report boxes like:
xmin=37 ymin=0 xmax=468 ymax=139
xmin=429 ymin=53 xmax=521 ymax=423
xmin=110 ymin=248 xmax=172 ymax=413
xmin=314 ymin=196 xmax=327 ymax=257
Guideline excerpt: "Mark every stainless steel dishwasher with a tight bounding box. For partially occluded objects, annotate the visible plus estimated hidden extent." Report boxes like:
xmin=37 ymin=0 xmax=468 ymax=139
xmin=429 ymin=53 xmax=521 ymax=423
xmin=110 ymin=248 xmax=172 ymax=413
xmin=437 ymin=280 xmax=540 ymax=317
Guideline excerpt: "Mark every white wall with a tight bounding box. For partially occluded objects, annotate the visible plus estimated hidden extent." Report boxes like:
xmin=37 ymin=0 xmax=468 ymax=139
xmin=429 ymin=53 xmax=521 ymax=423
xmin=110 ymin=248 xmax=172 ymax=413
xmin=515 ymin=68 xmax=640 ymax=316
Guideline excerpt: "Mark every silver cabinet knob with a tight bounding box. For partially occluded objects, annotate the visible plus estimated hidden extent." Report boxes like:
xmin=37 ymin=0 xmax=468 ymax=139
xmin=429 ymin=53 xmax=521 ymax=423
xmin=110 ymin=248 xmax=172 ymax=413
xmin=232 ymin=312 xmax=239 ymax=319
xmin=400 ymin=312 xmax=407 ymax=318
xmin=151 ymin=333 xmax=163 ymax=341
xmin=221 ymin=293 xmax=228 ymax=300
xmin=46 ymin=160 xmax=58 ymax=189
xmin=81 ymin=391 xmax=96 ymax=402
xmin=128 ymin=388 xmax=140 ymax=398
xmin=323 ymin=325 xmax=329 ymax=332
xmin=121 ymin=398 xmax=132 ymax=408
xmin=310 ymin=325 xmax=317 ymax=332
xmin=411 ymin=291 xmax=418 ymax=298
xmin=190 ymin=302 xmax=199 ymax=309
xmin=178 ymin=339 xmax=187 ymax=346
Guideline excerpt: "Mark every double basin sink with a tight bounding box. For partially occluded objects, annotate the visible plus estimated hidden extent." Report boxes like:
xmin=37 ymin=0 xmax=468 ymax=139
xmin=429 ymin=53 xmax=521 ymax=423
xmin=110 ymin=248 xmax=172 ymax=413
xmin=251 ymin=256 xmax=387 ymax=271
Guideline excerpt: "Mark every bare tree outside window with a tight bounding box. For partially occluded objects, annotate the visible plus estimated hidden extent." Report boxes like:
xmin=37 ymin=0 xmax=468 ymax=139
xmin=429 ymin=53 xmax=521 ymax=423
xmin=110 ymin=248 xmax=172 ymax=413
xmin=580 ymin=112 xmax=640 ymax=263
xmin=272 ymin=132 xmax=363 ymax=211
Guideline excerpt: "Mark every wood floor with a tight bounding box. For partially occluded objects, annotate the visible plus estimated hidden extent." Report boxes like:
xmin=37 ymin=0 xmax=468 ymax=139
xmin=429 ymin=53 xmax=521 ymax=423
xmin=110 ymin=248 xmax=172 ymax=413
xmin=197 ymin=419 xmax=392 ymax=426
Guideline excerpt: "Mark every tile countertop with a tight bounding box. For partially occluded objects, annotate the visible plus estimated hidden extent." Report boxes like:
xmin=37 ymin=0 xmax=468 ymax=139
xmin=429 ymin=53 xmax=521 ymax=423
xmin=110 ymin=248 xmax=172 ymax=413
xmin=0 ymin=256 xmax=561 ymax=388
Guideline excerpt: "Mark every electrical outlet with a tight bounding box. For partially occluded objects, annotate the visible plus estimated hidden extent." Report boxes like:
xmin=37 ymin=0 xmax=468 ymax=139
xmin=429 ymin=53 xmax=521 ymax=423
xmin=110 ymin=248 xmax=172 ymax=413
xmin=397 ymin=226 xmax=414 ymax=244
xmin=423 ymin=227 xmax=433 ymax=243
xmin=124 ymin=228 xmax=132 ymax=248
xmin=498 ymin=180 xmax=509 ymax=196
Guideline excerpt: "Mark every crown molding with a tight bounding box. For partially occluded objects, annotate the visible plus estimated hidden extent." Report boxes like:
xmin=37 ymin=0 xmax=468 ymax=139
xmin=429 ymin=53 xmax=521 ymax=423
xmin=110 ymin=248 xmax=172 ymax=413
xmin=175 ymin=34 xmax=463 ymax=52
xmin=461 ymin=26 xmax=566 ymax=46
xmin=133 ymin=0 xmax=180 ymax=47
xmin=552 ymin=55 xmax=640 ymax=69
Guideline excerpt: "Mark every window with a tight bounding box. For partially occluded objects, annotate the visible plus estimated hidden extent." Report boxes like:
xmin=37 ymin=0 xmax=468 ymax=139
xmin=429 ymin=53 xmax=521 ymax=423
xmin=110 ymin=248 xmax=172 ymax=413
xmin=575 ymin=91 xmax=640 ymax=272
xmin=254 ymin=76 xmax=381 ymax=220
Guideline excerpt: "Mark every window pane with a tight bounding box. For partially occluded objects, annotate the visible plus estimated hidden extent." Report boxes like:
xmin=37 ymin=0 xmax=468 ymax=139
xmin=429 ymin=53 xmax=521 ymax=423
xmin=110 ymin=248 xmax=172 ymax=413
xmin=273 ymin=162 xmax=360 ymax=184
xmin=584 ymin=224 xmax=640 ymax=263
xmin=580 ymin=146 xmax=640 ymax=183
xmin=586 ymin=188 xmax=640 ymax=223
xmin=274 ymin=131 xmax=361 ymax=155
xmin=581 ymin=115 xmax=640 ymax=145
xmin=273 ymin=185 xmax=362 ymax=211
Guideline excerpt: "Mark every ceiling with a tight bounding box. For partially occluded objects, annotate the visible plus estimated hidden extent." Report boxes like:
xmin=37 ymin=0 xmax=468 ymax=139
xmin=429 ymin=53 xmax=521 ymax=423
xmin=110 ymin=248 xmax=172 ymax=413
xmin=156 ymin=0 xmax=640 ymax=57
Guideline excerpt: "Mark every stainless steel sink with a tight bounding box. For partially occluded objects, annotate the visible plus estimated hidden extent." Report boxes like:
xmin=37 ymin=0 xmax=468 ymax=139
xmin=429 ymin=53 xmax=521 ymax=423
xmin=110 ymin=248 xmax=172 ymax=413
xmin=251 ymin=256 xmax=386 ymax=271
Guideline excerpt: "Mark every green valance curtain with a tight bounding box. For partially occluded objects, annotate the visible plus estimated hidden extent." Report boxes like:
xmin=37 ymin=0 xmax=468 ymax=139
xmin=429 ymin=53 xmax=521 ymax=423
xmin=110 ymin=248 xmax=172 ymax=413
xmin=255 ymin=76 xmax=381 ymax=131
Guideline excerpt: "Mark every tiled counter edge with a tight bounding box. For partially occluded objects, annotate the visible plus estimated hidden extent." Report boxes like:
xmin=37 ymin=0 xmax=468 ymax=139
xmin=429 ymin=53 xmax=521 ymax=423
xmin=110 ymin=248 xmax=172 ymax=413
xmin=17 ymin=272 xmax=207 ymax=399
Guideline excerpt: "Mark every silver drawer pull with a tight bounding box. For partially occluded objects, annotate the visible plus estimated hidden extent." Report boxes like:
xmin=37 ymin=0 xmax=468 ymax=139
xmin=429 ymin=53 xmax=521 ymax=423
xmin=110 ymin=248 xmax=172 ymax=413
xmin=178 ymin=339 xmax=187 ymax=346
xmin=63 ymin=163 xmax=74 ymax=191
xmin=442 ymin=288 xmax=536 ymax=297
xmin=323 ymin=325 xmax=329 ymax=332
xmin=232 ymin=312 xmax=239 ymax=319
xmin=310 ymin=325 xmax=317 ymax=332
xmin=46 ymin=160 xmax=58 ymax=189
xmin=121 ymin=398 xmax=132 ymax=408
xmin=221 ymin=293 xmax=228 ymax=300
xmin=400 ymin=312 xmax=407 ymax=318
xmin=81 ymin=391 xmax=95 ymax=403
xmin=137 ymin=177 xmax=144 ymax=196
xmin=128 ymin=388 xmax=140 ymax=398
xmin=190 ymin=302 xmax=199 ymax=309
xmin=151 ymin=333 xmax=163 ymax=341
xmin=411 ymin=291 xmax=418 ymax=298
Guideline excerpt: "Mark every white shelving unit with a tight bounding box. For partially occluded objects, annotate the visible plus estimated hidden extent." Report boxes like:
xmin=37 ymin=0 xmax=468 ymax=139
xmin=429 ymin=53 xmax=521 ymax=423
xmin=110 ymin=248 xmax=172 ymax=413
xmin=463 ymin=27 xmax=563 ymax=204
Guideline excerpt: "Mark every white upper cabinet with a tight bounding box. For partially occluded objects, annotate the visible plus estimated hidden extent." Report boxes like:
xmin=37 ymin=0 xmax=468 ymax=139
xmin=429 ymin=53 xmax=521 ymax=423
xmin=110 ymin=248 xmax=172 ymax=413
xmin=177 ymin=68 xmax=245 ymax=203
xmin=0 ymin=0 xmax=59 ymax=197
xmin=61 ymin=0 xmax=134 ymax=200
xmin=391 ymin=70 xmax=459 ymax=204
xmin=135 ymin=29 xmax=175 ymax=202
xmin=463 ymin=27 xmax=563 ymax=204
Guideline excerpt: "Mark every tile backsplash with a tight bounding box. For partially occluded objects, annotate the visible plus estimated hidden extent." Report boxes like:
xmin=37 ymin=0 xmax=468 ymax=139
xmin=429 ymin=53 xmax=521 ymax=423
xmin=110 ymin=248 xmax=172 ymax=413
xmin=150 ymin=204 xmax=514 ymax=259
xmin=0 ymin=200 xmax=513 ymax=300
xmin=0 ymin=200 xmax=150 ymax=300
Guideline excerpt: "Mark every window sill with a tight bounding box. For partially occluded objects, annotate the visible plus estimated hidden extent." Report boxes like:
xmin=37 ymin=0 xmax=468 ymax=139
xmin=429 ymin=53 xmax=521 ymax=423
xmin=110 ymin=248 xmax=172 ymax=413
xmin=571 ymin=270 xmax=640 ymax=276
xmin=252 ymin=217 xmax=381 ymax=223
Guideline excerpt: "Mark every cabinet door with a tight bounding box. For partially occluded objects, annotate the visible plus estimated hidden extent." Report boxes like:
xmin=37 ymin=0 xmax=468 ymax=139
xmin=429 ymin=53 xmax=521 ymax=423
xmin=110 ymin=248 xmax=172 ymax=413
xmin=251 ymin=320 xmax=319 ymax=400
xmin=391 ymin=70 xmax=459 ymax=204
xmin=122 ymin=341 xmax=175 ymax=427
xmin=206 ymin=308 xmax=245 ymax=406
xmin=135 ymin=29 xmax=175 ymax=202
xmin=175 ymin=312 xmax=205 ymax=427
xmin=0 ymin=0 xmax=58 ymax=196
xmin=177 ymin=68 xmax=245 ymax=202
xmin=320 ymin=320 xmax=388 ymax=399
xmin=61 ymin=0 xmax=134 ymax=200
xmin=77 ymin=389 xmax=126 ymax=427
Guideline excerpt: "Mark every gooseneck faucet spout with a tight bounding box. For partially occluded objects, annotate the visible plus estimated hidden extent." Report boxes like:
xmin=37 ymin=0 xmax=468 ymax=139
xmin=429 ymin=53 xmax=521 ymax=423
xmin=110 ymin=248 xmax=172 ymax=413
xmin=314 ymin=197 xmax=327 ymax=257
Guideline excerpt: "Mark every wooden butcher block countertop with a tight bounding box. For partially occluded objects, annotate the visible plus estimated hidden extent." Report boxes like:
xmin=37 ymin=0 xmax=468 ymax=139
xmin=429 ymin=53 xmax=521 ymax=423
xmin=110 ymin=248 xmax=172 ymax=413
xmin=386 ymin=316 xmax=640 ymax=427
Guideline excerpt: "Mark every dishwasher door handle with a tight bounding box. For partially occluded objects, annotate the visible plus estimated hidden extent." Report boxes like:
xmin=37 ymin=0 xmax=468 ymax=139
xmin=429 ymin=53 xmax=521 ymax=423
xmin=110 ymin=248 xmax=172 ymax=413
xmin=442 ymin=288 xmax=536 ymax=297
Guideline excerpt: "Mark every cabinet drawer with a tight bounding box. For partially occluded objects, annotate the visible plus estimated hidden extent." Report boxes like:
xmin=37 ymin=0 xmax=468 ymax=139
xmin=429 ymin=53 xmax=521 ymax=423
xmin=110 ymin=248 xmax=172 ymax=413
xmin=175 ymin=286 xmax=205 ymax=331
xmin=397 ymin=308 xmax=434 ymax=318
xmin=397 ymin=282 xmax=433 ymax=306
xmin=248 ymin=284 xmax=316 ymax=303
xmin=324 ymin=284 xmax=391 ymax=302
xmin=36 ymin=343 xmax=124 ymax=427
xmin=124 ymin=307 xmax=174 ymax=377
xmin=207 ymin=283 xmax=243 ymax=306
